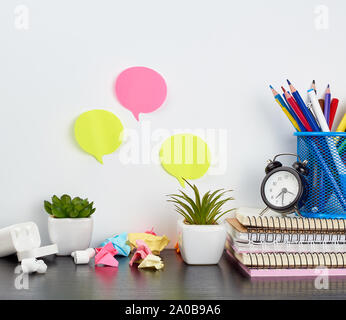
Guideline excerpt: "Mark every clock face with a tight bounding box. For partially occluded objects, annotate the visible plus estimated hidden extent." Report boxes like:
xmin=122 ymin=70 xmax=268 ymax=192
xmin=263 ymin=169 xmax=300 ymax=208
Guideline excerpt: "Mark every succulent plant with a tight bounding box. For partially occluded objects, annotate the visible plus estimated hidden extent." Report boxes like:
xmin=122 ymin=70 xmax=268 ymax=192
xmin=44 ymin=194 xmax=95 ymax=218
xmin=167 ymin=179 xmax=235 ymax=225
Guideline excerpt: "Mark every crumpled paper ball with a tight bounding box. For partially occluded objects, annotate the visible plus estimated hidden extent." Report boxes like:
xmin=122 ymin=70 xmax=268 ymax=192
xmin=129 ymin=239 xmax=152 ymax=267
xmin=99 ymin=232 xmax=131 ymax=256
xmin=127 ymin=233 xmax=170 ymax=255
xmin=138 ymin=254 xmax=164 ymax=270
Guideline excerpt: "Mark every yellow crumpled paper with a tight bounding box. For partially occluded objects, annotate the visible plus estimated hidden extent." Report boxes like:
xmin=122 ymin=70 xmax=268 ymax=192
xmin=138 ymin=254 xmax=164 ymax=270
xmin=127 ymin=233 xmax=170 ymax=255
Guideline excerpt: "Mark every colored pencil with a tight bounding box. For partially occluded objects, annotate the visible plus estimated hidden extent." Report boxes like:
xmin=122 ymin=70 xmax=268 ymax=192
xmin=336 ymin=113 xmax=346 ymax=132
xmin=329 ymin=98 xmax=339 ymax=129
xmin=270 ymin=85 xmax=292 ymax=114
xmin=311 ymin=80 xmax=326 ymax=113
xmin=281 ymin=92 xmax=305 ymax=131
xmin=307 ymin=89 xmax=330 ymax=132
xmin=270 ymin=85 xmax=301 ymax=131
xmin=338 ymin=139 xmax=346 ymax=154
xmin=324 ymin=84 xmax=331 ymax=124
xmin=307 ymin=81 xmax=327 ymax=210
xmin=282 ymin=87 xmax=312 ymax=131
xmin=287 ymin=79 xmax=320 ymax=131
xmin=285 ymin=91 xmax=306 ymax=131
xmin=319 ymin=99 xmax=325 ymax=113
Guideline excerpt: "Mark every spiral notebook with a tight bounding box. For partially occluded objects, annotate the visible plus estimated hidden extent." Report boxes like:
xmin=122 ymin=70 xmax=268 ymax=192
xmin=225 ymin=217 xmax=346 ymax=243
xmin=235 ymin=207 xmax=346 ymax=233
xmin=226 ymin=250 xmax=346 ymax=278
xmin=226 ymin=208 xmax=346 ymax=277
xmin=234 ymin=250 xmax=346 ymax=269
xmin=226 ymin=235 xmax=346 ymax=253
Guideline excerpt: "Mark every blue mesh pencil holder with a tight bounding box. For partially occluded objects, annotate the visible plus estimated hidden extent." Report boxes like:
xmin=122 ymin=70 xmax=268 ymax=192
xmin=295 ymin=132 xmax=346 ymax=219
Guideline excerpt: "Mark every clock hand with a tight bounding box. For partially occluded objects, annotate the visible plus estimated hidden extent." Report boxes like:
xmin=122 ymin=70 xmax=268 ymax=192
xmin=286 ymin=190 xmax=294 ymax=195
xmin=276 ymin=191 xmax=283 ymax=199
xmin=281 ymin=192 xmax=284 ymax=206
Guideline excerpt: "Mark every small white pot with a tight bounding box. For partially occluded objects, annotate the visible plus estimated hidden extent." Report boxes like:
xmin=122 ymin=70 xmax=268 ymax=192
xmin=48 ymin=216 xmax=93 ymax=256
xmin=177 ymin=219 xmax=226 ymax=265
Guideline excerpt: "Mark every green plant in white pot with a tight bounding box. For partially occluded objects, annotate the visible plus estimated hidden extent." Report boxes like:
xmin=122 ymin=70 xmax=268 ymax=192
xmin=168 ymin=180 xmax=234 ymax=265
xmin=44 ymin=195 xmax=95 ymax=256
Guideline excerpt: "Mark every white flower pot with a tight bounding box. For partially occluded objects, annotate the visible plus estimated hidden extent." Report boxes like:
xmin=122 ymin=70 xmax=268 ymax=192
xmin=177 ymin=219 xmax=226 ymax=265
xmin=48 ymin=216 xmax=93 ymax=256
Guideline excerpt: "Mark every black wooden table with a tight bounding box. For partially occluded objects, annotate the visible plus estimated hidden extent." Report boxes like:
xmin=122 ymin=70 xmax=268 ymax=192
xmin=0 ymin=250 xmax=345 ymax=299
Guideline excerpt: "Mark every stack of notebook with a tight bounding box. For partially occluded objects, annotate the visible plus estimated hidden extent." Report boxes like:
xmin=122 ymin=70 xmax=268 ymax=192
xmin=225 ymin=207 xmax=346 ymax=278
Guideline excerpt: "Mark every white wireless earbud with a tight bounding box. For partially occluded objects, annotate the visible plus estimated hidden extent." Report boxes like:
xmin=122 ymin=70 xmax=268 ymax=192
xmin=21 ymin=258 xmax=47 ymax=274
xmin=71 ymin=248 xmax=95 ymax=264
xmin=35 ymin=260 xmax=47 ymax=273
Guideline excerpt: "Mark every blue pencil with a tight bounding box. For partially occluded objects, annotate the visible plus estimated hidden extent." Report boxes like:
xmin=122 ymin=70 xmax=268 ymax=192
xmin=287 ymin=80 xmax=320 ymax=132
xmin=324 ymin=84 xmax=331 ymax=124
xmin=270 ymin=85 xmax=294 ymax=116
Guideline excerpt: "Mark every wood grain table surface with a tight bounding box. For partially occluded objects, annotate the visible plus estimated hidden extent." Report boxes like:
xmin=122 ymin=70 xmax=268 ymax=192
xmin=0 ymin=250 xmax=345 ymax=300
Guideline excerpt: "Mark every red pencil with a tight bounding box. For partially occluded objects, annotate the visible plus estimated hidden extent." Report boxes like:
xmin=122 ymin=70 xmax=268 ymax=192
xmin=329 ymin=98 xmax=339 ymax=129
xmin=281 ymin=87 xmax=312 ymax=132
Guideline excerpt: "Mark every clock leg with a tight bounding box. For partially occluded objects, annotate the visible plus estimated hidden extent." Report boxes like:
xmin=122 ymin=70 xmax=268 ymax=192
xmin=295 ymin=206 xmax=303 ymax=217
xmin=259 ymin=207 xmax=269 ymax=216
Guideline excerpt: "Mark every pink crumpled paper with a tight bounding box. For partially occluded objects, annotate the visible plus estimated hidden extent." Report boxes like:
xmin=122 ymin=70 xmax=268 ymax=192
xmin=129 ymin=240 xmax=152 ymax=267
xmin=145 ymin=227 xmax=157 ymax=236
xmin=95 ymin=242 xmax=119 ymax=267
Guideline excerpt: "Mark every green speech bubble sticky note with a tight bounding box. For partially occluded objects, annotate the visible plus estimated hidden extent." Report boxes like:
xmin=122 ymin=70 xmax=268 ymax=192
xmin=74 ymin=109 xmax=124 ymax=164
xmin=159 ymin=134 xmax=211 ymax=187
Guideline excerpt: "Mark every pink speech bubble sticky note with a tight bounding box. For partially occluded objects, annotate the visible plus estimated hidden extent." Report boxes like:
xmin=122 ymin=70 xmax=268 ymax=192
xmin=115 ymin=66 xmax=167 ymax=121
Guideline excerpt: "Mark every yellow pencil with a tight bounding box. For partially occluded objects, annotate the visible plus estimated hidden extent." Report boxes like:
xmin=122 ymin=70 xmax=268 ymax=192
xmin=280 ymin=102 xmax=301 ymax=132
xmin=336 ymin=113 xmax=346 ymax=132
xmin=270 ymin=85 xmax=301 ymax=132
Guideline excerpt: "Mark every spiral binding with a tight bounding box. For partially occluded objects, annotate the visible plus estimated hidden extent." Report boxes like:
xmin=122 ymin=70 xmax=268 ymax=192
xmin=247 ymin=231 xmax=346 ymax=243
xmin=246 ymin=216 xmax=346 ymax=236
xmin=246 ymin=252 xmax=346 ymax=269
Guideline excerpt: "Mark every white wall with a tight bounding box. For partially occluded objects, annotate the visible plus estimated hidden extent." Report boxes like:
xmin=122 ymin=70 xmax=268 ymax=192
xmin=0 ymin=0 xmax=345 ymax=247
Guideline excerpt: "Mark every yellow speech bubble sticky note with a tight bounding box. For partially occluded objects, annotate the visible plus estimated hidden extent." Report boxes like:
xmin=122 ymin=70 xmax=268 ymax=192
xmin=74 ymin=109 xmax=124 ymax=164
xmin=159 ymin=134 xmax=211 ymax=187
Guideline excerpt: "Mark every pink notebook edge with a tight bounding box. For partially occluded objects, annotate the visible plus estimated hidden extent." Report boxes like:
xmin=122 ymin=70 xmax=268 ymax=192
xmin=225 ymin=249 xmax=346 ymax=278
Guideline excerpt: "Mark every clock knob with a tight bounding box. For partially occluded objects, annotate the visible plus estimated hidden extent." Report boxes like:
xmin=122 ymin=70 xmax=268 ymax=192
xmin=293 ymin=160 xmax=309 ymax=176
xmin=265 ymin=160 xmax=282 ymax=174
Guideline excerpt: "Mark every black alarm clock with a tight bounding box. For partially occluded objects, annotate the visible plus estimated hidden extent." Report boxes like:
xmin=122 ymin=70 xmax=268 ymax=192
xmin=260 ymin=153 xmax=309 ymax=217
